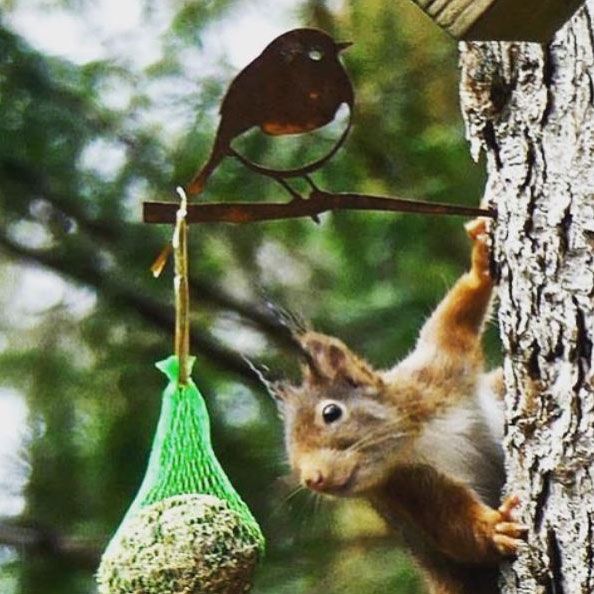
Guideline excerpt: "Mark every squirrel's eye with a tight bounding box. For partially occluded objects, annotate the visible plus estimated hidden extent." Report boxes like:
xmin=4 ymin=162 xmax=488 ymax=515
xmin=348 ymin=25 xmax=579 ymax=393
xmin=322 ymin=402 xmax=343 ymax=424
xmin=308 ymin=48 xmax=324 ymax=61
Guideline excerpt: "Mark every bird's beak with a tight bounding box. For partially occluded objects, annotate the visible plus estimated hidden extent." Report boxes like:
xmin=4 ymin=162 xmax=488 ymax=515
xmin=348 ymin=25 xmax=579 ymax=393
xmin=336 ymin=41 xmax=353 ymax=52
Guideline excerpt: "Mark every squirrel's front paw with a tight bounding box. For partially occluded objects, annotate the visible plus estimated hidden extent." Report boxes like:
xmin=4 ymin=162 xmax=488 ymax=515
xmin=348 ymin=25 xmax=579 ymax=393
xmin=464 ymin=216 xmax=489 ymax=240
xmin=491 ymin=495 xmax=528 ymax=557
xmin=473 ymin=495 xmax=527 ymax=562
xmin=464 ymin=217 xmax=491 ymax=280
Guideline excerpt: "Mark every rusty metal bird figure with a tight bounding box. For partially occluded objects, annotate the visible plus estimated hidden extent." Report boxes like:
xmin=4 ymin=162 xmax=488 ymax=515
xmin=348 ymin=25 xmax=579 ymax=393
xmin=186 ymin=28 xmax=354 ymax=197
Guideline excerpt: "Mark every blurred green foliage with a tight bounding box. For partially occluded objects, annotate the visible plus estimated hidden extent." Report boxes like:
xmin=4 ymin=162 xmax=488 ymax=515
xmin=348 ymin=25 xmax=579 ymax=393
xmin=0 ymin=0 xmax=493 ymax=593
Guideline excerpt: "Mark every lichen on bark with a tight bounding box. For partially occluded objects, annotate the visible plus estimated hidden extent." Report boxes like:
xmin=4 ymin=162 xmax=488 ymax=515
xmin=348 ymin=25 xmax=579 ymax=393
xmin=459 ymin=4 xmax=594 ymax=593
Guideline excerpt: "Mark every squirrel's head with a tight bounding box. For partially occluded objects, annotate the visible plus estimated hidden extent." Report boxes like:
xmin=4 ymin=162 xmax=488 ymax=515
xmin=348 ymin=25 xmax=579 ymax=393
xmin=256 ymin=331 xmax=415 ymax=496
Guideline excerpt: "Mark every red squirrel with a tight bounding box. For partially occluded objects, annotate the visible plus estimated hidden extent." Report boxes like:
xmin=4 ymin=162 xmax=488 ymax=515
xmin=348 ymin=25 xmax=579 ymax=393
xmin=258 ymin=219 xmax=526 ymax=594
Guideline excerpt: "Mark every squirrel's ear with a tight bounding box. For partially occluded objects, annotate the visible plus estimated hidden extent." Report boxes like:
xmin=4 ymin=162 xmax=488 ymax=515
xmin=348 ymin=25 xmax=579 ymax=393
xmin=298 ymin=332 xmax=381 ymax=389
xmin=244 ymin=357 xmax=291 ymax=410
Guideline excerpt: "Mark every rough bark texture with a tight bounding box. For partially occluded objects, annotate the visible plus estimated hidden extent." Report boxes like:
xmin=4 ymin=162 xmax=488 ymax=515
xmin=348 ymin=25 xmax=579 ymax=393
xmin=459 ymin=5 xmax=594 ymax=594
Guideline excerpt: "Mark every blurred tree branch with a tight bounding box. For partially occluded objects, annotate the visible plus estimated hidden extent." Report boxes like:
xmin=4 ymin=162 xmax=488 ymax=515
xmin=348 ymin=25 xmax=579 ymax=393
xmin=0 ymin=519 xmax=395 ymax=570
xmin=0 ymin=229 xmax=263 ymax=384
xmin=0 ymin=521 xmax=100 ymax=570
xmin=0 ymin=158 xmax=297 ymax=363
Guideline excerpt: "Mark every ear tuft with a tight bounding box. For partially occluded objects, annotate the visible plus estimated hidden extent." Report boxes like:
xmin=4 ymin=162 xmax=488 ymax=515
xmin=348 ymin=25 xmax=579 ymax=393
xmin=264 ymin=299 xmax=309 ymax=336
xmin=328 ymin=344 xmax=347 ymax=368
xmin=243 ymin=356 xmax=290 ymax=408
xmin=298 ymin=331 xmax=380 ymax=389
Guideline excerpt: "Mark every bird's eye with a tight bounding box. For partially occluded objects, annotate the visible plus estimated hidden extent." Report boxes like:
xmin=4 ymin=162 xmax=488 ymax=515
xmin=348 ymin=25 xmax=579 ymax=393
xmin=322 ymin=402 xmax=344 ymax=424
xmin=308 ymin=48 xmax=324 ymax=61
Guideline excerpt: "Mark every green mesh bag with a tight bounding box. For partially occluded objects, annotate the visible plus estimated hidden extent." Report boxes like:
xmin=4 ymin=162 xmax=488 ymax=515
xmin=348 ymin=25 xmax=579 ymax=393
xmin=97 ymin=355 xmax=264 ymax=594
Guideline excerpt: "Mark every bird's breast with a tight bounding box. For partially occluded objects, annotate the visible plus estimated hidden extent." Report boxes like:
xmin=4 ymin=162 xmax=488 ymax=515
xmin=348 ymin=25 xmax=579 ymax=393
xmin=261 ymin=120 xmax=320 ymax=136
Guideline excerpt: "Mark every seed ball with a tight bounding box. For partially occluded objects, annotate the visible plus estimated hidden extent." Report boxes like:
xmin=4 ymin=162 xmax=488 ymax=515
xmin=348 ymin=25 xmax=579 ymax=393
xmin=97 ymin=494 xmax=261 ymax=594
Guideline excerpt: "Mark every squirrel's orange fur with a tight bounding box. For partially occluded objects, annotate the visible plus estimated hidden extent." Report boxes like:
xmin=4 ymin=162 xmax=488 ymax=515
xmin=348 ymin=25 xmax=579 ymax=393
xmin=263 ymin=219 xmax=526 ymax=594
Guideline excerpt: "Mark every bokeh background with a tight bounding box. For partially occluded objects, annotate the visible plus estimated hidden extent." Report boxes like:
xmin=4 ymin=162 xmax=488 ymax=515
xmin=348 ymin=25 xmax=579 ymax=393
xmin=0 ymin=0 xmax=494 ymax=592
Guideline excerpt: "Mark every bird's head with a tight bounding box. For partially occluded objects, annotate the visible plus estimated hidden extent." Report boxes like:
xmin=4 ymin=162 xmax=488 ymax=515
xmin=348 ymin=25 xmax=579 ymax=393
xmin=267 ymin=28 xmax=352 ymax=64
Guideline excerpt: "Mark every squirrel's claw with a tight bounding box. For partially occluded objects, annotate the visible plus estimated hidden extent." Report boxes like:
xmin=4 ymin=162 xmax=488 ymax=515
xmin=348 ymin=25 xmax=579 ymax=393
xmin=492 ymin=495 xmax=528 ymax=557
xmin=493 ymin=533 xmax=526 ymax=556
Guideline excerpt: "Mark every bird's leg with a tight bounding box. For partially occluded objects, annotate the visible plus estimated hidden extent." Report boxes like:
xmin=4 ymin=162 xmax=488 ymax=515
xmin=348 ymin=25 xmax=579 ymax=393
xmin=231 ymin=148 xmax=304 ymax=202
xmin=303 ymin=175 xmax=322 ymax=196
xmin=275 ymin=177 xmax=320 ymax=224
xmin=301 ymin=176 xmax=323 ymax=223
xmin=273 ymin=177 xmax=306 ymax=203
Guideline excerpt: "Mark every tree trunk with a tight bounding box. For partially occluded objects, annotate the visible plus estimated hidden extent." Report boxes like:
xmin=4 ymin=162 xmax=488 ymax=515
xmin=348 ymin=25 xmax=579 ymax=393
xmin=459 ymin=4 xmax=594 ymax=593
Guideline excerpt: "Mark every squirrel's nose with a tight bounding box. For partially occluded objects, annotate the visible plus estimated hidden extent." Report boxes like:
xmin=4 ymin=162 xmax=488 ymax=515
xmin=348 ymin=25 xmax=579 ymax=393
xmin=305 ymin=470 xmax=325 ymax=491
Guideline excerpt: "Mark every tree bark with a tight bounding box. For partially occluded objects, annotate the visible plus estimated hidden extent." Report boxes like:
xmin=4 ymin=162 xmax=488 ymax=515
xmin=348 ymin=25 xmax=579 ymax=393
xmin=459 ymin=4 xmax=594 ymax=593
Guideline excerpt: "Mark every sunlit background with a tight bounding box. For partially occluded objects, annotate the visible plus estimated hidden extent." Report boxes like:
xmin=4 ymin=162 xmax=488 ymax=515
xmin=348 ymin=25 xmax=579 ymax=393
xmin=0 ymin=0 xmax=491 ymax=592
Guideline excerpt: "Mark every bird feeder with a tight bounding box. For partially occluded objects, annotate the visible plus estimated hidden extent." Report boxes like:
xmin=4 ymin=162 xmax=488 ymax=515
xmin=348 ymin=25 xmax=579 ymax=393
xmin=409 ymin=0 xmax=586 ymax=42
xmin=97 ymin=189 xmax=264 ymax=594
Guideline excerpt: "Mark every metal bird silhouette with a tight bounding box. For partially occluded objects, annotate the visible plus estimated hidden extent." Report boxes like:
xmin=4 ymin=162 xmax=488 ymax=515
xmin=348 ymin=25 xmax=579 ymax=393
xmin=186 ymin=28 xmax=354 ymax=196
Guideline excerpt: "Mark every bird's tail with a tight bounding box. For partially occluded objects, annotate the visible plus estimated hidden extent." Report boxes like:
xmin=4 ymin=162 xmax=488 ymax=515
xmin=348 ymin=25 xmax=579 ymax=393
xmin=185 ymin=149 xmax=225 ymax=196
